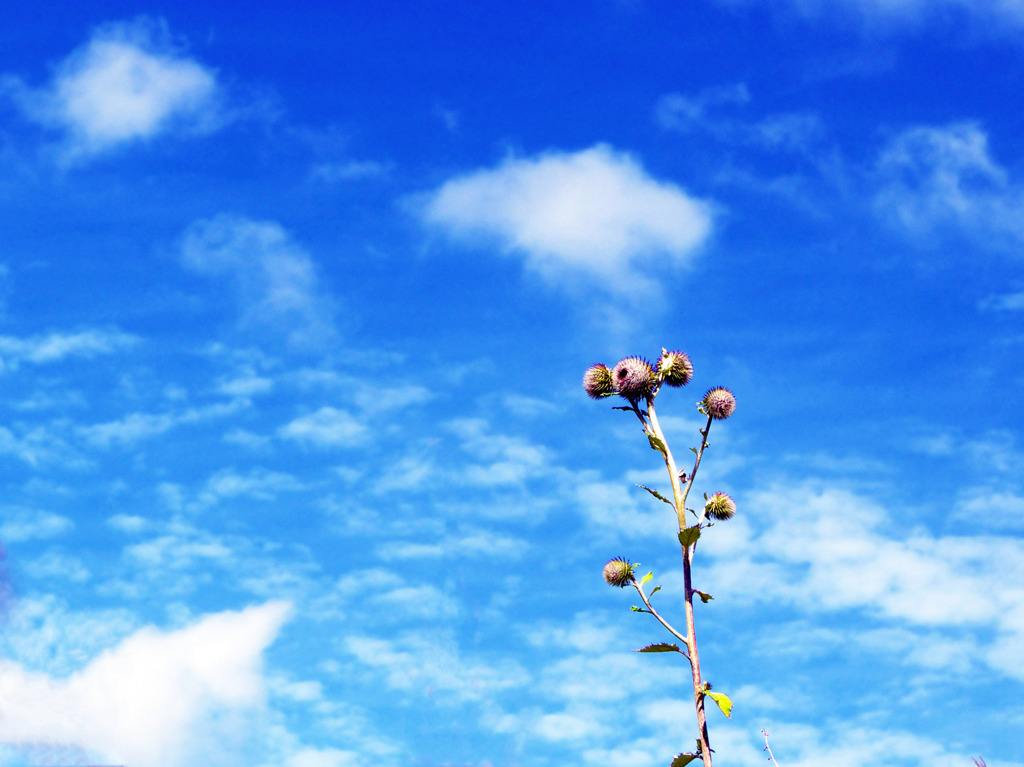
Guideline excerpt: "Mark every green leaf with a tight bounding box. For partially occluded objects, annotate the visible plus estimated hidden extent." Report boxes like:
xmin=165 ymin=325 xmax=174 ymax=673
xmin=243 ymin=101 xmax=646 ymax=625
xmin=640 ymin=571 xmax=653 ymax=586
xmin=650 ymin=585 xmax=662 ymax=597
xmin=677 ymin=525 xmax=701 ymax=548
xmin=670 ymin=754 xmax=700 ymax=767
xmin=630 ymin=605 xmax=642 ymax=612
xmin=645 ymin=431 xmax=668 ymax=454
xmin=706 ymin=690 xmax=733 ymax=718
xmin=635 ymin=643 xmax=681 ymax=653
xmin=636 ymin=484 xmax=673 ymax=506
xmin=693 ymin=590 xmax=714 ymax=603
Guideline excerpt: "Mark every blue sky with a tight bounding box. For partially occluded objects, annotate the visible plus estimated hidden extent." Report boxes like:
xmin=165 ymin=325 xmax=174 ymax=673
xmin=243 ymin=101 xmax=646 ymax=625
xmin=0 ymin=2 xmax=1023 ymax=766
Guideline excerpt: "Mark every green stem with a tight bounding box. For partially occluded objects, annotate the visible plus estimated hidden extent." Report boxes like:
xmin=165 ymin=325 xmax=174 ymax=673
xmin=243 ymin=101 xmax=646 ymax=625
xmin=644 ymin=397 xmax=714 ymax=767
xmin=631 ymin=580 xmax=690 ymax=653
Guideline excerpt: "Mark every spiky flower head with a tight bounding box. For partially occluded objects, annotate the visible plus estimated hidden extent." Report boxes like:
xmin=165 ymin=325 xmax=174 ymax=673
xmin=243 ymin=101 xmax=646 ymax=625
xmin=602 ymin=557 xmax=636 ymax=588
xmin=657 ymin=349 xmax=694 ymax=387
xmin=583 ymin=363 xmax=615 ymax=399
xmin=611 ymin=357 xmax=655 ymax=401
xmin=702 ymin=387 xmax=736 ymax=420
xmin=704 ymin=492 xmax=737 ymax=521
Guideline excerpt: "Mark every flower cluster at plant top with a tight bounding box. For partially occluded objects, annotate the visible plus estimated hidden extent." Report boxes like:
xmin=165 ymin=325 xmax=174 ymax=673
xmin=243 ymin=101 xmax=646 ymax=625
xmin=583 ymin=350 xmax=735 ymax=423
xmin=585 ymin=349 xmax=741 ymax=598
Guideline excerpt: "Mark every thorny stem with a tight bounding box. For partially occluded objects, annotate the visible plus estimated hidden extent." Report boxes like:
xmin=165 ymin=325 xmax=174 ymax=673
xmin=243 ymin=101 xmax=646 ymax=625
xmin=631 ymin=580 xmax=690 ymax=653
xmin=761 ymin=729 xmax=781 ymax=765
xmin=644 ymin=395 xmax=715 ymax=767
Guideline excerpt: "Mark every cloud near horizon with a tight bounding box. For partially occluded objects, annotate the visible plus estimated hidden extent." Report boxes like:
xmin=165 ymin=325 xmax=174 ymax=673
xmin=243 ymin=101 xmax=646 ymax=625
xmin=0 ymin=601 xmax=292 ymax=767
xmin=419 ymin=145 xmax=713 ymax=296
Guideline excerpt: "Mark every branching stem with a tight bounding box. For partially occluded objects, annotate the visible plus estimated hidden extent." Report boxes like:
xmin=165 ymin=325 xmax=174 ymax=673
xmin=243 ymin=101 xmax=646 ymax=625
xmin=631 ymin=580 xmax=690 ymax=653
xmin=643 ymin=395 xmax=715 ymax=767
xmin=761 ymin=729 xmax=781 ymax=765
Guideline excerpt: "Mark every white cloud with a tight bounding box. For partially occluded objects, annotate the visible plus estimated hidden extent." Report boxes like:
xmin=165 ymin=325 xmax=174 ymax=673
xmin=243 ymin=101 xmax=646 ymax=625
xmin=81 ymin=400 xmax=246 ymax=446
xmin=106 ymin=514 xmax=149 ymax=533
xmin=0 ymin=329 xmax=137 ymax=373
xmin=980 ymin=290 xmax=1024 ymax=311
xmin=0 ymin=601 xmax=292 ymax=767
xmin=445 ymin=417 xmax=554 ymax=487
xmin=656 ymin=84 xmax=824 ymax=153
xmin=344 ymin=632 xmax=528 ymax=704
xmin=21 ymin=550 xmax=91 ymax=582
xmin=419 ymin=144 xmax=712 ymax=295
xmin=701 ymin=480 xmax=1024 ymax=680
xmin=310 ymin=160 xmax=391 ymax=182
xmin=742 ymin=0 xmax=1024 ymax=29
xmin=5 ymin=18 xmax=220 ymax=160
xmin=197 ymin=468 xmax=305 ymax=505
xmin=181 ymin=215 xmax=338 ymax=348
xmin=955 ymin=486 xmax=1024 ymax=530
xmin=0 ymin=508 xmax=73 ymax=542
xmin=278 ymin=407 xmax=366 ymax=447
xmin=285 ymin=747 xmax=361 ymax=767
xmin=875 ymin=122 xmax=1024 ymax=246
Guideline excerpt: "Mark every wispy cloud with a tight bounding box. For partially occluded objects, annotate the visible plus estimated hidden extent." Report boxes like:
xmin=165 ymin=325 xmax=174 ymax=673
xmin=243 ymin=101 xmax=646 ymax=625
xmin=3 ymin=18 xmax=221 ymax=161
xmin=735 ymin=0 xmax=1024 ymax=30
xmin=278 ymin=406 xmax=366 ymax=448
xmin=0 ymin=329 xmax=137 ymax=372
xmin=309 ymin=159 xmax=391 ymax=183
xmin=979 ymin=290 xmax=1024 ymax=311
xmin=418 ymin=144 xmax=713 ymax=296
xmin=0 ymin=508 xmax=73 ymax=542
xmin=80 ymin=400 xmax=246 ymax=447
xmin=181 ymin=215 xmax=339 ymax=349
xmin=656 ymin=84 xmax=825 ymax=153
xmin=875 ymin=122 xmax=1024 ymax=247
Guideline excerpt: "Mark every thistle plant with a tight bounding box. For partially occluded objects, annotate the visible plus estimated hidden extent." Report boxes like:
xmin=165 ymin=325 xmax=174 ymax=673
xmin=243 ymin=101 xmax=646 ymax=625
xmin=584 ymin=348 xmax=737 ymax=767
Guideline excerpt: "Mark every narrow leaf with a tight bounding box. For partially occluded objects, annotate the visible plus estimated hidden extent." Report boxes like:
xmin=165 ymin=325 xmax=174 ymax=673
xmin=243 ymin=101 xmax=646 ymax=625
xmin=636 ymin=484 xmax=673 ymax=506
xmin=640 ymin=571 xmax=653 ymax=586
xmin=693 ymin=590 xmax=714 ymax=604
xmin=677 ymin=525 xmax=701 ymax=548
xmin=706 ymin=690 xmax=733 ymax=718
xmin=635 ymin=643 xmax=681 ymax=653
xmin=670 ymin=754 xmax=699 ymax=767
xmin=650 ymin=585 xmax=662 ymax=597
xmin=630 ymin=605 xmax=642 ymax=612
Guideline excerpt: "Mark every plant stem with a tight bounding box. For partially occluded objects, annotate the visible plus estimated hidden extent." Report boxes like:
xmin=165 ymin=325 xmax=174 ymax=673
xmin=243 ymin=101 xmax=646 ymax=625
xmin=683 ymin=550 xmax=712 ymax=766
xmin=761 ymin=729 xmax=781 ymax=765
xmin=631 ymin=580 xmax=690 ymax=652
xmin=645 ymin=397 xmax=714 ymax=766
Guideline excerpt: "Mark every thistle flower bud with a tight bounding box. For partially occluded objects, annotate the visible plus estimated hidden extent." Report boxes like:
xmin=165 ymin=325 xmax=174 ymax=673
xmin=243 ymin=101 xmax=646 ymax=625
xmin=657 ymin=349 xmax=693 ymax=387
xmin=704 ymin=492 xmax=736 ymax=521
xmin=602 ymin=557 xmax=636 ymax=588
xmin=702 ymin=387 xmax=736 ymax=420
xmin=583 ymin=363 xmax=615 ymax=399
xmin=611 ymin=357 xmax=654 ymax=401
